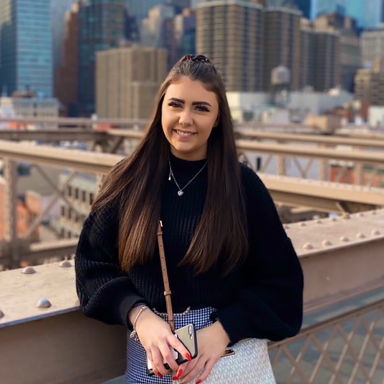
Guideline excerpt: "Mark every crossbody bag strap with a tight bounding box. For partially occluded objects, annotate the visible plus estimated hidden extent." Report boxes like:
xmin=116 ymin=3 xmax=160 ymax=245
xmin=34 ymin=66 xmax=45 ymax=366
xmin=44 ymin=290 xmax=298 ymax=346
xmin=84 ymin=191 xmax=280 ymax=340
xmin=157 ymin=220 xmax=175 ymax=333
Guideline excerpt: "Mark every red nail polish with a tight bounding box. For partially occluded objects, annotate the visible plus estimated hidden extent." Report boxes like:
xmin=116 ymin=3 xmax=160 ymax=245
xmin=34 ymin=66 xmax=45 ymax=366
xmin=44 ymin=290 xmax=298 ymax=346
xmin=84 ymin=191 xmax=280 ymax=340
xmin=185 ymin=353 xmax=192 ymax=361
xmin=196 ymin=380 xmax=203 ymax=384
xmin=172 ymin=369 xmax=183 ymax=380
xmin=156 ymin=373 xmax=163 ymax=379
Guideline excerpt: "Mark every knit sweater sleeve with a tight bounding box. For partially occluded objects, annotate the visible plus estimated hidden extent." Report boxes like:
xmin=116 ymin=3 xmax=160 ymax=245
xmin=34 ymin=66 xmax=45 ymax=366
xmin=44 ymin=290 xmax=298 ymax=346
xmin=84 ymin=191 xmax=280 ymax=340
xmin=75 ymin=206 xmax=146 ymax=329
xmin=213 ymin=165 xmax=304 ymax=345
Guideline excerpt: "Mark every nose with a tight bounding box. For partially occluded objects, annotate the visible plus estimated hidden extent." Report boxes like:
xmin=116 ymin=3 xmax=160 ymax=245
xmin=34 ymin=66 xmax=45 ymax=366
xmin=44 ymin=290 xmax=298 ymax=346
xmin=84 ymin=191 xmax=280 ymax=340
xmin=179 ymin=109 xmax=192 ymax=126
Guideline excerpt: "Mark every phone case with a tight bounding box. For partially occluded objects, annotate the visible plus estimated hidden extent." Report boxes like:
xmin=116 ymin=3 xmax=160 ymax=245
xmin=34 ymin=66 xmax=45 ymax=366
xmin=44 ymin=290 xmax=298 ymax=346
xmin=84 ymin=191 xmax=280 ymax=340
xmin=175 ymin=323 xmax=198 ymax=364
xmin=146 ymin=323 xmax=198 ymax=376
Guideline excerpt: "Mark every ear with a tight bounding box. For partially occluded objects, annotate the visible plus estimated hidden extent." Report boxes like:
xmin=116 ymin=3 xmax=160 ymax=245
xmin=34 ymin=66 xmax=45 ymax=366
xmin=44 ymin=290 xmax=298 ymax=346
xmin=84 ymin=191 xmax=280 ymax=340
xmin=213 ymin=120 xmax=219 ymax=128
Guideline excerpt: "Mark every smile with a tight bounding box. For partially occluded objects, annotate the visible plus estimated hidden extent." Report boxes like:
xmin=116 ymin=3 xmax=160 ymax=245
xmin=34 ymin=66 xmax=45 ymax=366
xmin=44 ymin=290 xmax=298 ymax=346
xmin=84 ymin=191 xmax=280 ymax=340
xmin=173 ymin=129 xmax=197 ymax=137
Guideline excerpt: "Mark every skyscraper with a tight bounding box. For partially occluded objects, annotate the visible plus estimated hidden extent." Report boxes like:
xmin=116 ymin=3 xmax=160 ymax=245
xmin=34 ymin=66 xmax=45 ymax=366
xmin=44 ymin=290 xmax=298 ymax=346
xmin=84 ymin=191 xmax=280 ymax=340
xmin=264 ymin=8 xmax=302 ymax=91
xmin=314 ymin=13 xmax=360 ymax=92
xmin=141 ymin=4 xmax=177 ymax=69
xmin=312 ymin=0 xmax=346 ymax=18
xmin=51 ymin=0 xmax=78 ymax=90
xmin=313 ymin=0 xmax=382 ymax=28
xmin=196 ymin=1 xmax=265 ymax=92
xmin=361 ymin=28 xmax=384 ymax=67
xmin=355 ymin=60 xmax=384 ymax=106
xmin=292 ymin=0 xmax=311 ymax=19
xmin=55 ymin=3 xmax=81 ymax=116
xmin=382 ymin=0 xmax=384 ymax=23
xmin=300 ymin=19 xmax=315 ymax=89
xmin=0 ymin=0 xmax=53 ymax=97
xmin=78 ymin=0 xmax=127 ymax=116
xmin=313 ymin=30 xmax=340 ymax=91
xmin=174 ymin=9 xmax=196 ymax=58
xmin=126 ymin=0 xmax=166 ymax=22
xmin=96 ymin=45 xmax=167 ymax=119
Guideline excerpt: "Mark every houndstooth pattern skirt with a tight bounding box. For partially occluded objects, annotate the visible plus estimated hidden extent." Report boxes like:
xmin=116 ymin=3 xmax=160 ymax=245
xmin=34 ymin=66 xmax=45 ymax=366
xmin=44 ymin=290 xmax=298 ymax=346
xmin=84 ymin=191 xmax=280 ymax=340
xmin=125 ymin=306 xmax=275 ymax=384
xmin=125 ymin=307 xmax=215 ymax=384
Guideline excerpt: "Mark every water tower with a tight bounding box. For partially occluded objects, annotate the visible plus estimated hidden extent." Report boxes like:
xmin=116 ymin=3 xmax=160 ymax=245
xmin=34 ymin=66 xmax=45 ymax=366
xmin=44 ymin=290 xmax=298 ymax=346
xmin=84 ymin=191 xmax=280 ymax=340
xmin=271 ymin=65 xmax=291 ymax=107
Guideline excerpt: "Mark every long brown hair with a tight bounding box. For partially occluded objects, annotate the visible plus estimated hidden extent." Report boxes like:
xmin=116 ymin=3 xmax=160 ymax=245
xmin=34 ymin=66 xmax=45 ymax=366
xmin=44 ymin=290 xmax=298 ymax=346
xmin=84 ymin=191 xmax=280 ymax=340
xmin=93 ymin=55 xmax=248 ymax=276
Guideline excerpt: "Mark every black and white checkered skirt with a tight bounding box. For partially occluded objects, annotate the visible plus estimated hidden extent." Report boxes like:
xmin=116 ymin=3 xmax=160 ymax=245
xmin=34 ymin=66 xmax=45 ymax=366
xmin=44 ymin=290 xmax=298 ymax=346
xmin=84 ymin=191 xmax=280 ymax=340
xmin=125 ymin=306 xmax=216 ymax=384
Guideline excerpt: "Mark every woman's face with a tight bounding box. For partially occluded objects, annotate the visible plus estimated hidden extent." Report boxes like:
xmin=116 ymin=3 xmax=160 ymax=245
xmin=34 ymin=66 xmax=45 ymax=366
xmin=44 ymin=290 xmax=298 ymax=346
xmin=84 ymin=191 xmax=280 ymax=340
xmin=161 ymin=77 xmax=219 ymax=161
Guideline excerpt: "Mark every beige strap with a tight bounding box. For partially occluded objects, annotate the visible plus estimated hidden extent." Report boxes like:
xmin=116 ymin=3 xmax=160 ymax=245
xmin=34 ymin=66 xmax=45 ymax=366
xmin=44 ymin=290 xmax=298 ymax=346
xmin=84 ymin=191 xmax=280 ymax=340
xmin=157 ymin=221 xmax=175 ymax=333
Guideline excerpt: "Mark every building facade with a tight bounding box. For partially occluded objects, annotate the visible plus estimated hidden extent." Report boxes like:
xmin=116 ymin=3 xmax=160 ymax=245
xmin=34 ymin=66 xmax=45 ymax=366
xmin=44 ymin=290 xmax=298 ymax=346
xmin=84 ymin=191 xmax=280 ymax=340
xmin=78 ymin=0 xmax=127 ymax=116
xmin=196 ymin=0 xmax=265 ymax=92
xmin=58 ymin=174 xmax=96 ymax=239
xmin=141 ymin=4 xmax=177 ymax=69
xmin=314 ymin=14 xmax=360 ymax=92
xmin=126 ymin=0 xmax=165 ymax=23
xmin=0 ymin=0 xmax=53 ymax=97
xmin=339 ymin=33 xmax=361 ymax=91
xmin=300 ymin=19 xmax=316 ymax=90
xmin=51 ymin=0 xmax=77 ymax=91
xmin=0 ymin=97 xmax=59 ymax=118
xmin=174 ymin=8 xmax=196 ymax=58
xmin=96 ymin=45 xmax=167 ymax=119
xmin=355 ymin=60 xmax=384 ymax=106
xmin=313 ymin=0 xmax=382 ymax=29
xmin=264 ymin=7 xmax=301 ymax=92
xmin=313 ymin=30 xmax=340 ymax=91
xmin=313 ymin=0 xmax=346 ymax=18
xmin=55 ymin=3 xmax=81 ymax=116
xmin=292 ymin=0 xmax=311 ymax=19
xmin=361 ymin=28 xmax=384 ymax=68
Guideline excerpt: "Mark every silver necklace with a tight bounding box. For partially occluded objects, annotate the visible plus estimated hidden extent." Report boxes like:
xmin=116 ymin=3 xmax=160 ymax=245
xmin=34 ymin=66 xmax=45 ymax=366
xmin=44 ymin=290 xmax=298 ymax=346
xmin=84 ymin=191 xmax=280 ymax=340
xmin=168 ymin=159 xmax=207 ymax=196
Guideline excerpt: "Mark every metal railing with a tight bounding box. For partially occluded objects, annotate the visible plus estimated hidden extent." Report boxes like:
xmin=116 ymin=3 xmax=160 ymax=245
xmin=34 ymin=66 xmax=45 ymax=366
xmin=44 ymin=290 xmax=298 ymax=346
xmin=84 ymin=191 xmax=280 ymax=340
xmin=270 ymin=299 xmax=384 ymax=384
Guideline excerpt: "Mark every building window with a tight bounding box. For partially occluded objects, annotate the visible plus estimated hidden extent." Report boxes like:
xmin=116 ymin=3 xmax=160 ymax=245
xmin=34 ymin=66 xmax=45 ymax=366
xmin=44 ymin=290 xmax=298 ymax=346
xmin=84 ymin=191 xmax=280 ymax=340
xmin=67 ymin=186 xmax=72 ymax=197
xmin=82 ymin=191 xmax=86 ymax=202
xmin=61 ymin=206 xmax=65 ymax=217
xmin=75 ymin=188 xmax=79 ymax=199
xmin=89 ymin=193 xmax=94 ymax=205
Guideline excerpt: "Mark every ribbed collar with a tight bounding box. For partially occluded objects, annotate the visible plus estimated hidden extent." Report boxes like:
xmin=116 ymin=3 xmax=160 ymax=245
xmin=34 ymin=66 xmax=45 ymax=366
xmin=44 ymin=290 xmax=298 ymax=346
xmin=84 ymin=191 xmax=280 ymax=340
xmin=169 ymin=152 xmax=208 ymax=177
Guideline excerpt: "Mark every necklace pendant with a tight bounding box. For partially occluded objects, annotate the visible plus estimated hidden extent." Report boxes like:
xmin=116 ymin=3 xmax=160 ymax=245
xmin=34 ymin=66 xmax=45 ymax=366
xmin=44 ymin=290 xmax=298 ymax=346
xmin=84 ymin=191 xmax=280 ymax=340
xmin=177 ymin=190 xmax=184 ymax=196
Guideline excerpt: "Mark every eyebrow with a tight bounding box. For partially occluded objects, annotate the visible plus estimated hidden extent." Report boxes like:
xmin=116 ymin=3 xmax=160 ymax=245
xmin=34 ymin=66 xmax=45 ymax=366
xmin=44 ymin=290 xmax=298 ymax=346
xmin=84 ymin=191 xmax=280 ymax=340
xmin=168 ymin=97 xmax=212 ymax=107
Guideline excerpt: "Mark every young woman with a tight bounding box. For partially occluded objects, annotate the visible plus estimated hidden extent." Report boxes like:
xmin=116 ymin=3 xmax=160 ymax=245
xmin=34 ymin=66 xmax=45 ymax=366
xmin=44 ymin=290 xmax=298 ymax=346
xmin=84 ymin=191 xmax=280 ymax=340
xmin=75 ymin=55 xmax=304 ymax=384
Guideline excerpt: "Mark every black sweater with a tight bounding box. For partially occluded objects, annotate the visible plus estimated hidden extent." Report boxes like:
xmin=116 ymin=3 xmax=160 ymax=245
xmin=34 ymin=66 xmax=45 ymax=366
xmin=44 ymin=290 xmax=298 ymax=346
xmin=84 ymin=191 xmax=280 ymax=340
xmin=75 ymin=155 xmax=304 ymax=345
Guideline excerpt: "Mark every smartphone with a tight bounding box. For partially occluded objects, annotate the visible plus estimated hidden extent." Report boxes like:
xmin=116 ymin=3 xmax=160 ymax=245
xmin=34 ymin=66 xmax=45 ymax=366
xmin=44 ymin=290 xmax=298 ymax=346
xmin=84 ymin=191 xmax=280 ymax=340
xmin=146 ymin=323 xmax=198 ymax=376
xmin=174 ymin=323 xmax=198 ymax=364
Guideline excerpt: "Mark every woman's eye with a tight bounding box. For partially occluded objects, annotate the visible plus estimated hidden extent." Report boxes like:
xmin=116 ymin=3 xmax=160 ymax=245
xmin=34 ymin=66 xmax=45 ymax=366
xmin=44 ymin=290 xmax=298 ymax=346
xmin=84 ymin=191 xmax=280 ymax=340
xmin=168 ymin=102 xmax=181 ymax=108
xmin=196 ymin=105 xmax=209 ymax=112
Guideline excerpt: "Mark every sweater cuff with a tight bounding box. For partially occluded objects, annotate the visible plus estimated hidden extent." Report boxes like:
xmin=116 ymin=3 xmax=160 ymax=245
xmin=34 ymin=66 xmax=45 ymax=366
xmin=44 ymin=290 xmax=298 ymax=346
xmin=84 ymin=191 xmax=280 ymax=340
xmin=116 ymin=293 xmax=148 ymax=331
xmin=211 ymin=302 xmax=252 ymax=346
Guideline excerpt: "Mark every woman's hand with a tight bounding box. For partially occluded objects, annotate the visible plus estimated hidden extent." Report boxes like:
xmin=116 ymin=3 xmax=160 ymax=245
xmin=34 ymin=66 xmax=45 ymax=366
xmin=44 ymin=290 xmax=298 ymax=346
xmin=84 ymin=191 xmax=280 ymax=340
xmin=133 ymin=309 xmax=192 ymax=378
xmin=174 ymin=321 xmax=230 ymax=383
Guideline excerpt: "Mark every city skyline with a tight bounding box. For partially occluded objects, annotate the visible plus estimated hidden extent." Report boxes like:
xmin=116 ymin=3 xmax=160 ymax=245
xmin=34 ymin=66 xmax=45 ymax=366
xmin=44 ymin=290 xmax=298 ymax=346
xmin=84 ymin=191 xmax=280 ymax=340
xmin=0 ymin=0 xmax=382 ymax=117
xmin=0 ymin=0 xmax=53 ymax=97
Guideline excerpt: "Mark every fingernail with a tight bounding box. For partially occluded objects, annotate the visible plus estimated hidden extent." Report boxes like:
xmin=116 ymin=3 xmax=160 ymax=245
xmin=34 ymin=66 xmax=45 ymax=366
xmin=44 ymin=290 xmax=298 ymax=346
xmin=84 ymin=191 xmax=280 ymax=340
xmin=196 ymin=380 xmax=203 ymax=384
xmin=156 ymin=373 xmax=163 ymax=379
xmin=172 ymin=369 xmax=183 ymax=380
xmin=185 ymin=353 xmax=192 ymax=361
